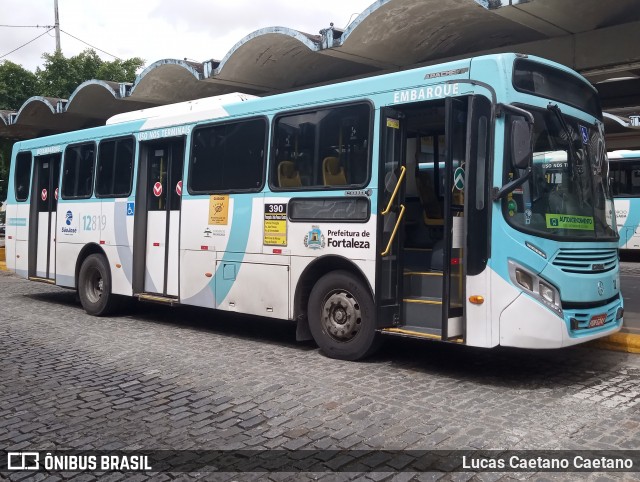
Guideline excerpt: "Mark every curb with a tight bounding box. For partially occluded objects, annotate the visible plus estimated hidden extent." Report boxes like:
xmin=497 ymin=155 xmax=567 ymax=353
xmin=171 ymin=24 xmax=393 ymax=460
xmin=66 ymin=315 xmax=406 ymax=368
xmin=589 ymin=332 xmax=640 ymax=354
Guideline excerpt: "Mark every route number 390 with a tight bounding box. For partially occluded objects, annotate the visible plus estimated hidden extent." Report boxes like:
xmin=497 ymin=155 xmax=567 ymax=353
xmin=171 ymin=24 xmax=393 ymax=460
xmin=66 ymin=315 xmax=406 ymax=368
xmin=266 ymin=204 xmax=285 ymax=213
xmin=82 ymin=215 xmax=107 ymax=231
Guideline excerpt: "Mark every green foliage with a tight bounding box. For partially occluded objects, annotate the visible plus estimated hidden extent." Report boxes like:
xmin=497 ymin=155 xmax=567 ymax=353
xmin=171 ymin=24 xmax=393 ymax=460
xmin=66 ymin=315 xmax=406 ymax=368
xmin=0 ymin=49 xmax=144 ymax=199
xmin=0 ymin=61 xmax=39 ymax=111
xmin=37 ymin=49 xmax=144 ymax=100
xmin=0 ymin=48 xmax=145 ymax=110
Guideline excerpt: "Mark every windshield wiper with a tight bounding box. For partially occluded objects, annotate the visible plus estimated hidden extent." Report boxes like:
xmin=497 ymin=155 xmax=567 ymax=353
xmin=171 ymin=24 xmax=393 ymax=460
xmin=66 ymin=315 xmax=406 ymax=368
xmin=547 ymin=103 xmax=579 ymax=178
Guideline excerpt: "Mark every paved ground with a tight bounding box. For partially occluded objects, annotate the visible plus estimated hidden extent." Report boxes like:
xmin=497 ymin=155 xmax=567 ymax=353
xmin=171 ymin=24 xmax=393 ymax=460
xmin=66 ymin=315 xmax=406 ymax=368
xmin=1 ymin=270 xmax=640 ymax=481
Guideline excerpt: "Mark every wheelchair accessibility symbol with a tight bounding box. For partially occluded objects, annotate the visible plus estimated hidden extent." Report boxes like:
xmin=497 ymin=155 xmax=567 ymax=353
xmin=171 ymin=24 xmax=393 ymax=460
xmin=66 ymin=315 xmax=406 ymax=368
xmin=127 ymin=202 xmax=135 ymax=216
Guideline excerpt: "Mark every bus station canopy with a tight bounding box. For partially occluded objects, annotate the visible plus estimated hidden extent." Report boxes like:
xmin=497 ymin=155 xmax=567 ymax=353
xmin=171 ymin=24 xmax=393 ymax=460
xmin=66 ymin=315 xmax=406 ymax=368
xmin=2 ymin=0 xmax=640 ymax=146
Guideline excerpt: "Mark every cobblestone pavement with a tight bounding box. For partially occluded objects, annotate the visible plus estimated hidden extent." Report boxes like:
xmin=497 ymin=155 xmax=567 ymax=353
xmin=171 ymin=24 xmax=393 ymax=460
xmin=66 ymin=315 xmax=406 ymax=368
xmin=1 ymin=270 xmax=640 ymax=481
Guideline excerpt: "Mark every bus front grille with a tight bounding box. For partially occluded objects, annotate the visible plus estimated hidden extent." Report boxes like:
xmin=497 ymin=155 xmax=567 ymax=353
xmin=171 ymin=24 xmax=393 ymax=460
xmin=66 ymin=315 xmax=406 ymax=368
xmin=551 ymin=248 xmax=617 ymax=274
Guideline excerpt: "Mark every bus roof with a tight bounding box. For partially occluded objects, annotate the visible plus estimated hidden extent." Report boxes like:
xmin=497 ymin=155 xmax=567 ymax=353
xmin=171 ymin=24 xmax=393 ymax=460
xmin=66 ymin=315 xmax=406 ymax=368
xmin=106 ymin=92 xmax=258 ymax=126
xmin=608 ymin=150 xmax=640 ymax=160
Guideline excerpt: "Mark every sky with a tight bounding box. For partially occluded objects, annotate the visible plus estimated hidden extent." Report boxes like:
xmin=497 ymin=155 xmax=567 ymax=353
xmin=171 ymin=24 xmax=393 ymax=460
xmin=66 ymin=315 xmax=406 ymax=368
xmin=0 ymin=0 xmax=375 ymax=72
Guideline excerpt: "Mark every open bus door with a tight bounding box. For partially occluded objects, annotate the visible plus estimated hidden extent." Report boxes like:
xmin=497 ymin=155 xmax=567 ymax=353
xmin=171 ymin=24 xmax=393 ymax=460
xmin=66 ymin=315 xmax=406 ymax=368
xmin=376 ymin=108 xmax=407 ymax=329
xmin=28 ymin=153 xmax=61 ymax=282
xmin=379 ymin=98 xmax=468 ymax=341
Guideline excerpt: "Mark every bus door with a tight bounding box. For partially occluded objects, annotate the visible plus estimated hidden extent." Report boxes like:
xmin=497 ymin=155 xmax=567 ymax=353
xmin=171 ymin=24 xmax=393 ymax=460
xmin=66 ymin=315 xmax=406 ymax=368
xmin=28 ymin=154 xmax=61 ymax=281
xmin=441 ymin=97 xmax=468 ymax=340
xmin=135 ymin=138 xmax=185 ymax=298
xmin=381 ymin=98 xmax=467 ymax=341
xmin=376 ymin=108 xmax=407 ymax=327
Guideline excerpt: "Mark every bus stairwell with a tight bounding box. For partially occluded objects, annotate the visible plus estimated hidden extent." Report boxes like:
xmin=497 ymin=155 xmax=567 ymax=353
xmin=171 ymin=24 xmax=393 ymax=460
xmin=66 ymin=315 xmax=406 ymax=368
xmin=380 ymin=99 xmax=467 ymax=342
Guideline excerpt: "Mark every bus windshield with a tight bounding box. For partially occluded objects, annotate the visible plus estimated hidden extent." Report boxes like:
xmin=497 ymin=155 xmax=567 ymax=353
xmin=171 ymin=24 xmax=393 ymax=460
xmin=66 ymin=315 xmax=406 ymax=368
xmin=504 ymin=105 xmax=617 ymax=241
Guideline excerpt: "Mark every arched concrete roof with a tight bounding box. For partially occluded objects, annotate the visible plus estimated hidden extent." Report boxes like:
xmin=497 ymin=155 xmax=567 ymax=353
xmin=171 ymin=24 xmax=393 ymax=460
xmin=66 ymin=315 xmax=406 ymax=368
xmin=1 ymin=0 xmax=640 ymax=144
xmin=209 ymin=27 xmax=374 ymax=92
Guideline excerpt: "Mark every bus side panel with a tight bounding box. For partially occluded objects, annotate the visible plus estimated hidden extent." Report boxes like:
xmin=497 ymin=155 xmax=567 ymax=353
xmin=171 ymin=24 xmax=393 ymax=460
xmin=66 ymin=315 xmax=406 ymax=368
xmin=5 ymin=203 xmax=16 ymax=272
xmin=614 ymin=199 xmax=640 ymax=250
xmin=55 ymin=242 xmax=81 ymax=287
xmin=58 ymin=202 xmax=102 ymax=247
xmin=180 ymin=249 xmax=216 ymax=308
xmin=464 ymin=269 xmax=493 ymax=348
xmin=56 ymin=201 xmax=103 ymax=285
xmin=102 ymin=245 xmax=133 ymax=296
xmin=13 ymin=200 xmax=31 ymax=278
xmin=216 ymin=254 xmax=290 ymax=319
xmin=100 ymin=199 xmax=134 ymax=296
xmin=14 ymin=240 xmax=28 ymax=278
xmin=179 ymin=195 xmax=223 ymax=308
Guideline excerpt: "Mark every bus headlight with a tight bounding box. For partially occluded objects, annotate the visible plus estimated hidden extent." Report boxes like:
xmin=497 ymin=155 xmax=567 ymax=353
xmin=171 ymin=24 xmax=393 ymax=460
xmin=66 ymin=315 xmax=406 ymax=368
xmin=515 ymin=268 xmax=533 ymax=291
xmin=509 ymin=261 xmax=563 ymax=317
xmin=539 ymin=281 xmax=555 ymax=304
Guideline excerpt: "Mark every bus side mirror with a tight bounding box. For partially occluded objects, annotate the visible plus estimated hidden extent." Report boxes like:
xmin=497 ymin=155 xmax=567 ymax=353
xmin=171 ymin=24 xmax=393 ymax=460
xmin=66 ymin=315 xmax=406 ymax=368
xmin=511 ymin=117 xmax=532 ymax=169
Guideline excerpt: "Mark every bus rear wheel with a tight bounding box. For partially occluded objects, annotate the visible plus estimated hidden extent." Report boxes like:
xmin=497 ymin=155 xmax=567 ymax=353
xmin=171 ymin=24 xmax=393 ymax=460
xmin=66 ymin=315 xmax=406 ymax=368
xmin=308 ymin=270 xmax=380 ymax=361
xmin=78 ymin=254 xmax=118 ymax=316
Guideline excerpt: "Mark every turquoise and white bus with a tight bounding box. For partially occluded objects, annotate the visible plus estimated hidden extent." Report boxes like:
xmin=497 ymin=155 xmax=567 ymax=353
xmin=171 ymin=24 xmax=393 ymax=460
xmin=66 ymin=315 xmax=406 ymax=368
xmin=5 ymin=53 xmax=622 ymax=360
xmin=609 ymin=150 xmax=640 ymax=250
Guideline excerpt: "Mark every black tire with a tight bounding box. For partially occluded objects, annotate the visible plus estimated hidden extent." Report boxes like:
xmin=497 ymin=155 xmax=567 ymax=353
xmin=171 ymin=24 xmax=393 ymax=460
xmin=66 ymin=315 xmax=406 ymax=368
xmin=78 ymin=254 xmax=118 ymax=316
xmin=307 ymin=270 xmax=380 ymax=361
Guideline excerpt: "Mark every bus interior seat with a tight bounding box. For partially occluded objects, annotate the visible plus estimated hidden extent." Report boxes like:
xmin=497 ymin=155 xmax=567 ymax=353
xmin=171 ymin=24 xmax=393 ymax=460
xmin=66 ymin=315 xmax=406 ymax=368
xmin=322 ymin=156 xmax=347 ymax=186
xmin=278 ymin=161 xmax=302 ymax=188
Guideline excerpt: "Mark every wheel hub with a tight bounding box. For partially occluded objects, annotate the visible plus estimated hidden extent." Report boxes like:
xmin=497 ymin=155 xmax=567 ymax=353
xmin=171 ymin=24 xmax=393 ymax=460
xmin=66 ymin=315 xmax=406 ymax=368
xmin=321 ymin=291 xmax=362 ymax=342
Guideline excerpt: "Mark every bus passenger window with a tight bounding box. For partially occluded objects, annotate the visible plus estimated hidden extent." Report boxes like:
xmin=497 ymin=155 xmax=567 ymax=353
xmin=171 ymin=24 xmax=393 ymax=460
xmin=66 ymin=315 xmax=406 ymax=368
xmin=14 ymin=152 xmax=33 ymax=202
xmin=96 ymin=137 xmax=134 ymax=198
xmin=189 ymin=118 xmax=266 ymax=194
xmin=271 ymin=103 xmax=371 ymax=190
xmin=62 ymin=143 xmax=96 ymax=199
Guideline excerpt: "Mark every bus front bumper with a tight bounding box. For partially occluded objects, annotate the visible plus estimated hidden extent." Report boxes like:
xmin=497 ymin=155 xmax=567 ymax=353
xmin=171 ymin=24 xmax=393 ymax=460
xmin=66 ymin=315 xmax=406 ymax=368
xmin=499 ymin=292 xmax=623 ymax=349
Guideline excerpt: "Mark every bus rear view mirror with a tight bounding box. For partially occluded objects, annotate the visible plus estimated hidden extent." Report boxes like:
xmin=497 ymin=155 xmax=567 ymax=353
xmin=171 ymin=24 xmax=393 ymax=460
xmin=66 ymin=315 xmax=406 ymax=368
xmin=511 ymin=117 xmax=532 ymax=170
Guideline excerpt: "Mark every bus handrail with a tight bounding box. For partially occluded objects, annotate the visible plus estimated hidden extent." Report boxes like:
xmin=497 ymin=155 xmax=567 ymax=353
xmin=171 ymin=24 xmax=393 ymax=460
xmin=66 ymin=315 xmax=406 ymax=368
xmin=381 ymin=204 xmax=406 ymax=257
xmin=381 ymin=166 xmax=406 ymax=216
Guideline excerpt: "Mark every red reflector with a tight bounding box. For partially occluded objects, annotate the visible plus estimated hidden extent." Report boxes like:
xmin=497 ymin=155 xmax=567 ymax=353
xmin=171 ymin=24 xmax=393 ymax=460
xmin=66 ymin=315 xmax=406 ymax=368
xmin=451 ymin=258 xmax=460 ymax=265
xmin=7 ymin=236 xmax=12 ymax=239
xmin=99 ymin=240 xmax=105 ymax=245
xmin=153 ymin=242 xmax=160 ymax=247
xmin=201 ymin=245 xmax=208 ymax=250
xmin=273 ymin=248 xmax=282 ymax=254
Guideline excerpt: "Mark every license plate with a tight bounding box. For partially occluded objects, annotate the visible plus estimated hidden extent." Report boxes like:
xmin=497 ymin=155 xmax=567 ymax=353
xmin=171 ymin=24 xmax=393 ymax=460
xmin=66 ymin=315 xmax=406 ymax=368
xmin=588 ymin=313 xmax=607 ymax=328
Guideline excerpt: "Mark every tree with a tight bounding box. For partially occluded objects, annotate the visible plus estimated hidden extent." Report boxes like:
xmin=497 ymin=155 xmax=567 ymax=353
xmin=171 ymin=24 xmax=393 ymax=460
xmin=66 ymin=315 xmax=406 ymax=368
xmin=0 ymin=49 xmax=145 ymax=205
xmin=37 ymin=49 xmax=144 ymax=100
xmin=0 ymin=60 xmax=39 ymax=111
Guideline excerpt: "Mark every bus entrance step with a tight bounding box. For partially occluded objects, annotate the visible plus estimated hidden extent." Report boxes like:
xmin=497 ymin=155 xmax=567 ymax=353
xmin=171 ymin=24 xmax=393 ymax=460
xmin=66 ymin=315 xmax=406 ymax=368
xmin=28 ymin=276 xmax=55 ymax=285
xmin=403 ymin=270 xmax=442 ymax=298
xmin=137 ymin=293 xmax=179 ymax=305
xmin=382 ymin=325 xmax=442 ymax=341
xmin=402 ymin=297 xmax=442 ymax=330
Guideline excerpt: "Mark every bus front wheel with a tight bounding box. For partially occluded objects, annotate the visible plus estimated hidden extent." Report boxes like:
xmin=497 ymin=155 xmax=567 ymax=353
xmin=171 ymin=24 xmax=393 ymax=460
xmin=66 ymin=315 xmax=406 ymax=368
xmin=308 ymin=270 xmax=379 ymax=361
xmin=78 ymin=254 xmax=118 ymax=316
